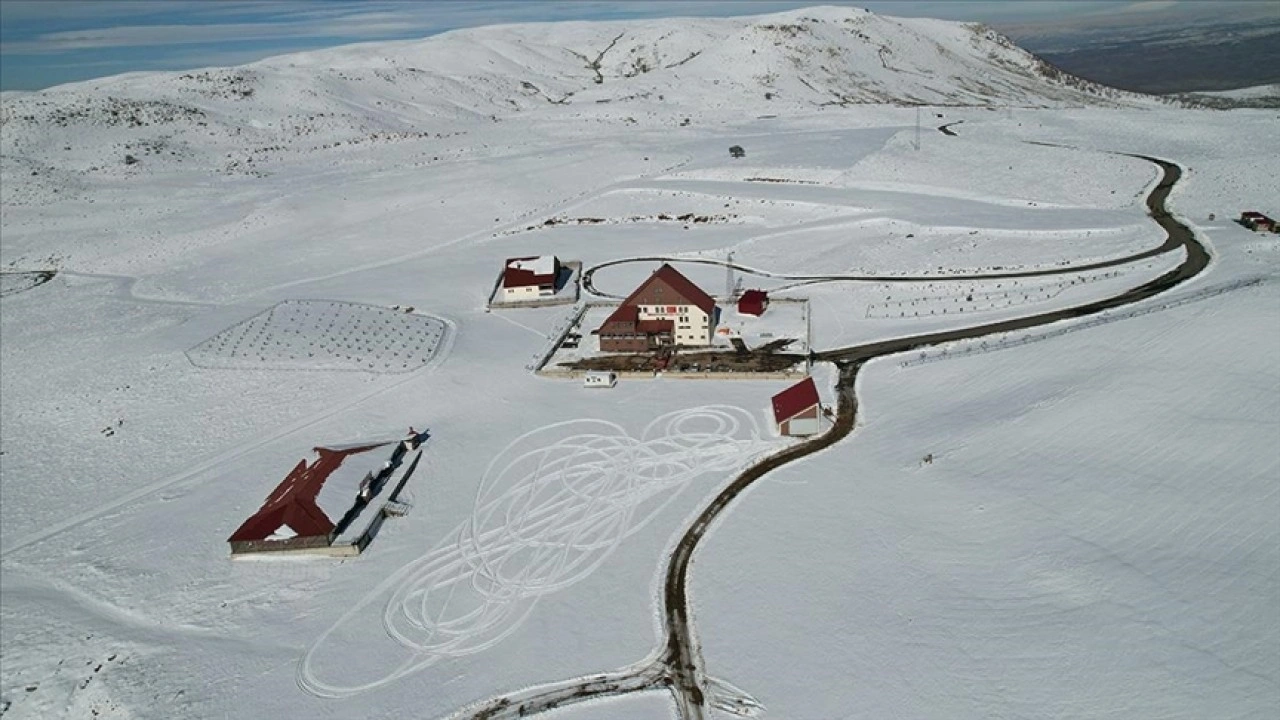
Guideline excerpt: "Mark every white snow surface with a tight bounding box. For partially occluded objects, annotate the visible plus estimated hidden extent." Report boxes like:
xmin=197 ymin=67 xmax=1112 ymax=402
xmin=507 ymin=256 xmax=557 ymax=277
xmin=1 ymin=6 xmax=1278 ymax=720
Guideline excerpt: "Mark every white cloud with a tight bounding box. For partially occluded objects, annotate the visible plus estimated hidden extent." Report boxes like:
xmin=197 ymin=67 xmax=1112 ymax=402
xmin=1 ymin=2 xmax=801 ymax=56
xmin=2 ymin=11 xmax=448 ymax=54
xmin=1122 ymin=0 xmax=1180 ymax=12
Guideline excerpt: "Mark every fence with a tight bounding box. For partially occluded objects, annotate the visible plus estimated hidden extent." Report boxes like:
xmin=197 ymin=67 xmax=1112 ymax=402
xmin=487 ymin=261 xmax=582 ymax=310
xmin=899 ymin=277 xmax=1266 ymax=368
xmin=525 ymin=303 xmax=590 ymax=373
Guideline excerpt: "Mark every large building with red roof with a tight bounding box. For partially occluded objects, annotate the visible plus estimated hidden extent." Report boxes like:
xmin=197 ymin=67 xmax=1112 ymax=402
xmin=227 ymin=442 xmax=388 ymax=556
xmin=597 ymin=264 xmax=718 ymax=352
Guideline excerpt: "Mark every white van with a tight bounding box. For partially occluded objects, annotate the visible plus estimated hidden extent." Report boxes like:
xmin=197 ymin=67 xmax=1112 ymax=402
xmin=583 ymin=371 xmax=617 ymax=388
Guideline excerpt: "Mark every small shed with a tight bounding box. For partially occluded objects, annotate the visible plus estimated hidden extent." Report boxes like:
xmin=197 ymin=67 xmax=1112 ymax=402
xmin=1240 ymin=211 xmax=1275 ymax=232
xmin=584 ymin=371 xmax=617 ymax=388
xmin=738 ymin=289 xmax=768 ymax=317
xmin=772 ymin=377 xmax=821 ymax=437
xmin=729 ymin=145 xmax=745 ymax=158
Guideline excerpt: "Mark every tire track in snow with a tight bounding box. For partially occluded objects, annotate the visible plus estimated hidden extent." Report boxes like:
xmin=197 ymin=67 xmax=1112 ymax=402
xmin=297 ymin=406 xmax=775 ymax=699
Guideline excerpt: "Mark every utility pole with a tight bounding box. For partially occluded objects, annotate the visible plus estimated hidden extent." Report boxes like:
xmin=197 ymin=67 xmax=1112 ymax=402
xmin=725 ymin=251 xmax=734 ymax=299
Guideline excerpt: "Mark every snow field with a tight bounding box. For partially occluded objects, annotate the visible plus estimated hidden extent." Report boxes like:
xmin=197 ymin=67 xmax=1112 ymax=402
xmin=694 ymin=280 xmax=1280 ymax=719
xmin=503 ymin=185 xmax=861 ymax=234
xmin=862 ymin=262 xmax=1159 ymax=319
xmin=899 ymin=275 xmax=1269 ymax=368
xmin=299 ymin=406 xmax=778 ymax=698
xmin=803 ymin=250 xmax=1183 ymax=351
xmin=186 ymin=300 xmax=450 ymax=373
xmin=719 ymin=215 xmax=1161 ymax=279
xmin=0 ymin=271 xmax=55 ymax=297
xmin=0 ymin=278 xmax=355 ymax=545
xmin=844 ymin=124 xmax=1154 ymax=209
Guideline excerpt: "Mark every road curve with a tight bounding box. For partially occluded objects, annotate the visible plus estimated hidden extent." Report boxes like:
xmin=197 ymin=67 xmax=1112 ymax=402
xmin=660 ymin=154 xmax=1206 ymax=715
xmin=581 ymin=160 xmax=1185 ymax=301
xmin=449 ymin=154 xmax=1207 ymax=719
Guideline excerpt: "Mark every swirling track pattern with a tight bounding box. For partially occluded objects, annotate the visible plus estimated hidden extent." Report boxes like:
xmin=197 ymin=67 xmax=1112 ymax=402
xmin=299 ymin=405 xmax=776 ymax=698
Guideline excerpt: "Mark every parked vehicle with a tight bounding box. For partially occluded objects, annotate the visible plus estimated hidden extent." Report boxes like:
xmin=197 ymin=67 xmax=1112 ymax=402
xmin=583 ymin=371 xmax=617 ymax=388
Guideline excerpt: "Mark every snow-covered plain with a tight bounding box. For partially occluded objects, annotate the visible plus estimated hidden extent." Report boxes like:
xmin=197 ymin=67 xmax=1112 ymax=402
xmin=2 ymin=6 xmax=1277 ymax=720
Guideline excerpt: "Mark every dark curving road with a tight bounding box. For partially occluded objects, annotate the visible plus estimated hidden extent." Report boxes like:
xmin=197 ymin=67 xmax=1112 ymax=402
xmin=582 ymin=223 xmax=1186 ymax=301
xmin=450 ymin=154 xmax=1207 ymax=719
xmin=658 ymin=154 xmax=1206 ymax=716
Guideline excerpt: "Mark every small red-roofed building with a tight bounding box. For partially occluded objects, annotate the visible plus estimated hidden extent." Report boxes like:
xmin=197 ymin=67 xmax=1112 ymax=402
xmin=501 ymin=256 xmax=560 ymax=301
xmin=1240 ymin=212 xmax=1276 ymax=232
xmin=598 ymin=264 xmax=717 ymax=352
xmin=772 ymin=377 xmax=821 ymax=437
xmin=738 ymin=289 xmax=768 ymax=317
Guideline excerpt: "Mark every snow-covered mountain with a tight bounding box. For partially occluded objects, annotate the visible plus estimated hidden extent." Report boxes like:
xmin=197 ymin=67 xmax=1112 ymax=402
xmin=1 ymin=5 xmax=1162 ymax=197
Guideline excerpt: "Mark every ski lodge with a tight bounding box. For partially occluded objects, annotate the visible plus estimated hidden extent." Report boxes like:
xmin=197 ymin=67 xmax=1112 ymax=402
xmin=596 ymin=264 xmax=718 ymax=352
xmin=772 ymin=376 xmax=822 ymax=437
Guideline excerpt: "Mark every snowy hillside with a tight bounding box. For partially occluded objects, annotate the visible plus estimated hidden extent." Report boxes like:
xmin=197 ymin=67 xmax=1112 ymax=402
xmin=0 ymin=5 xmax=1162 ymax=210
xmin=1172 ymin=82 xmax=1280 ymax=108
xmin=2 ymin=5 xmax=1277 ymax=720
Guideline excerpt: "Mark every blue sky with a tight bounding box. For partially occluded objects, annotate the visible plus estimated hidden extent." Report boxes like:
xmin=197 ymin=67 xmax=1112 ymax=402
xmin=2 ymin=1 xmax=1274 ymax=91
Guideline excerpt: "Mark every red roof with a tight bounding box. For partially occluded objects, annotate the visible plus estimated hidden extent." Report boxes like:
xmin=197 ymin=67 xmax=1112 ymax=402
xmin=772 ymin=377 xmax=820 ymax=424
xmin=636 ymin=318 xmax=674 ymax=335
xmin=227 ymin=444 xmax=382 ymax=543
xmin=1241 ymin=211 xmax=1267 ymax=219
xmin=603 ymin=303 xmax=640 ymax=326
xmin=738 ymin=289 xmax=768 ymax=315
xmin=599 ymin=304 xmax=673 ymax=337
xmin=623 ymin=264 xmax=716 ymax=316
xmin=503 ymin=256 xmax=558 ymax=288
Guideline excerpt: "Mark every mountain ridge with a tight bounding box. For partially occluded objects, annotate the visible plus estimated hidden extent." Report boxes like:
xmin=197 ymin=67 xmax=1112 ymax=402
xmin=1 ymin=5 xmax=1173 ymax=202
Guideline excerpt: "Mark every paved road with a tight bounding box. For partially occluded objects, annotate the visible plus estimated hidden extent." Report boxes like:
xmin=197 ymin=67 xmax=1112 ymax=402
xmin=660 ymin=154 xmax=1205 ymax=716
xmin=450 ymin=154 xmax=1206 ymax=719
xmin=582 ymin=215 xmax=1185 ymax=300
